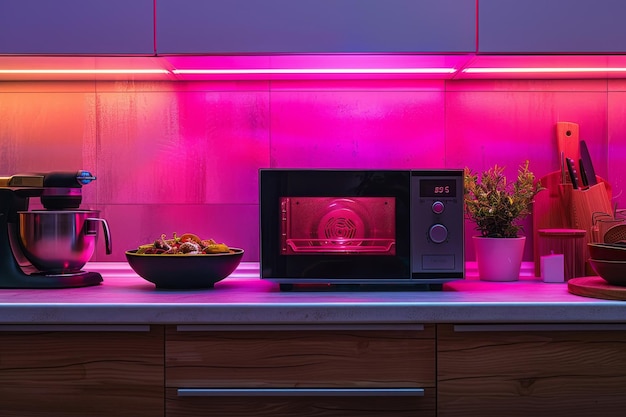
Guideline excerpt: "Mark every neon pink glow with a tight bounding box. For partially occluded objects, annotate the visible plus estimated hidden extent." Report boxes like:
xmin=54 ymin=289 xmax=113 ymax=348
xmin=172 ymin=68 xmax=456 ymax=75
xmin=0 ymin=56 xmax=173 ymax=80
xmin=464 ymin=67 xmax=626 ymax=74
xmin=4 ymin=54 xmax=626 ymax=80
xmin=461 ymin=55 xmax=626 ymax=79
xmin=0 ymin=69 xmax=169 ymax=74
xmin=165 ymin=54 xmax=468 ymax=80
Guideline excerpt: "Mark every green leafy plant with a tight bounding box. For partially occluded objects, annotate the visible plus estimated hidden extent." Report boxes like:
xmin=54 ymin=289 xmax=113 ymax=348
xmin=464 ymin=160 xmax=544 ymax=238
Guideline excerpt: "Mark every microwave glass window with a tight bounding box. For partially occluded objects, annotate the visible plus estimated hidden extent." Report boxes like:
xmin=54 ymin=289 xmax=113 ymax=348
xmin=280 ymin=197 xmax=396 ymax=255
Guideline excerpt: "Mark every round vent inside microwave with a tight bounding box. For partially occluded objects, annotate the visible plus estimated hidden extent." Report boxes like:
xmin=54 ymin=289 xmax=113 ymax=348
xmin=317 ymin=201 xmax=368 ymax=247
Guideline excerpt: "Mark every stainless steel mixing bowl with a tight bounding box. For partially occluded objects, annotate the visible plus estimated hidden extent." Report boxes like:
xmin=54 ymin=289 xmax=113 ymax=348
xmin=17 ymin=210 xmax=112 ymax=273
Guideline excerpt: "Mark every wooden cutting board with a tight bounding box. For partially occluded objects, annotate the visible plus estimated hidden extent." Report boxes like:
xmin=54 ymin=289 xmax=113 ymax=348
xmin=556 ymin=121 xmax=580 ymax=165
xmin=568 ymin=276 xmax=626 ymax=300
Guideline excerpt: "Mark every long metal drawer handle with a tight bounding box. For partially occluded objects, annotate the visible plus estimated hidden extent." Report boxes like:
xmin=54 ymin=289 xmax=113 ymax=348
xmin=0 ymin=324 xmax=150 ymax=332
xmin=177 ymin=388 xmax=425 ymax=397
xmin=176 ymin=324 xmax=425 ymax=332
xmin=453 ymin=324 xmax=626 ymax=332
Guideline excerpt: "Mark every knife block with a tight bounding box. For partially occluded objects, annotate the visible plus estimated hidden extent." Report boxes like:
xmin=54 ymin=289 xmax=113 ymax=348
xmin=561 ymin=182 xmax=613 ymax=267
xmin=532 ymin=172 xmax=613 ymax=276
xmin=562 ymin=182 xmax=613 ymax=233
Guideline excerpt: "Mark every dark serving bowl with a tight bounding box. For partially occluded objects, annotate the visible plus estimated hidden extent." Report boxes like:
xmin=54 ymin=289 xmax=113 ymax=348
xmin=588 ymin=242 xmax=626 ymax=261
xmin=588 ymin=258 xmax=626 ymax=286
xmin=125 ymin=248 xmax=244 ymax=289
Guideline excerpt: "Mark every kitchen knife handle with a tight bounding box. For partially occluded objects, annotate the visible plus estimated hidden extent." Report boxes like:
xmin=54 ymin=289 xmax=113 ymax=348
xmin=566 ymin=157 xmax=579 ymax=189
xmin=578 ymin=158 xmax=589 ymax=188
xmin=580 ymin=140 xmax=599 ymax=186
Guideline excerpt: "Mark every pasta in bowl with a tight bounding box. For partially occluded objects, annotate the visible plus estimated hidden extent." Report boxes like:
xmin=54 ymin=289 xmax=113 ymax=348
xmin=126 ymin=233 xmax=243 ymax=289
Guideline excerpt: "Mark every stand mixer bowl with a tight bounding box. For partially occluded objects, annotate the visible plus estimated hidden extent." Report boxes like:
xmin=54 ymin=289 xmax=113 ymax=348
xmin=17 ymin=210 xmax=112 ymax=274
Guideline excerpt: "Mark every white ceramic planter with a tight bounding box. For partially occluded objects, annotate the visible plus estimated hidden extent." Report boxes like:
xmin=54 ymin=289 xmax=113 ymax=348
xmin=473 ymin=236 xmax=526 ymax=282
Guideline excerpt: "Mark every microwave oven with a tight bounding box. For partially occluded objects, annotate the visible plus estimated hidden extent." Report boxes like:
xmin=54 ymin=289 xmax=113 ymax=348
xmin=260 ymin=169 xmax=464 ymax=290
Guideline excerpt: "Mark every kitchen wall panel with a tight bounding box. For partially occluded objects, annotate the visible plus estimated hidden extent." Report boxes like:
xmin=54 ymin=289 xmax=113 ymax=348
xmin=0 ymin=78 xmax=622 ymax=264
xmin=0 ymin=81 xmax=98 ymax=207
xmin=95 ymin=82 xmax=270 ymax=205
xmin=92 ymin=81 xmax=270 ymax=261
xmin=101 ymin=204 xmax=259 ymax=263
xmin=269 ymin=80 xmax=446 ymax=168
xmin=446 ymin=79 xmax=608 ymax=177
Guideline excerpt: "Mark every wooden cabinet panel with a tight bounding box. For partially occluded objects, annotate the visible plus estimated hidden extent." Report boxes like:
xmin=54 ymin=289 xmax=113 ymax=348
xmin=479 ymin=0 xmax=626 ymax=53
xmin=166 ymin=325 xmax=435 ymax=417
xmin=0 ymin=0 xmax=154 ymax=54
xmin=437 ymin=324 xmax=626 ymax=417
xmin=166 ymin=325 xmax=435 ymax=388
xmin=0 ymin=325 xmax=164 ymax=417
xmin=156 ymin=0 xmax=475 ymax=54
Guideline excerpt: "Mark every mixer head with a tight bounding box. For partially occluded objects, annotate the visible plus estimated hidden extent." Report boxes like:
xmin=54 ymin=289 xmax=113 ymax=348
xmin=0 ymin=170 xmax=96 ymax=210
xmin=40 ymin=170 xmax=96 ymax=209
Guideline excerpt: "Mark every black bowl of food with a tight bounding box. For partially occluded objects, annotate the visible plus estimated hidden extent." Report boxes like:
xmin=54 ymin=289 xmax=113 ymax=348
xmin=126 ymin=233 xmax=244 ymax=289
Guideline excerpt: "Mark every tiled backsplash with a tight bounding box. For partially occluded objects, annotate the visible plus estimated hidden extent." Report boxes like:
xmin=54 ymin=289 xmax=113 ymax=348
xmin=1 ymin=78 xmax=625 ymax=263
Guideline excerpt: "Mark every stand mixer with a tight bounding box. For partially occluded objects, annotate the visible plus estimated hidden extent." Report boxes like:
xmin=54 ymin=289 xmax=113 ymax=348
xmin=0 ymin=171 xmax=112 ymax=288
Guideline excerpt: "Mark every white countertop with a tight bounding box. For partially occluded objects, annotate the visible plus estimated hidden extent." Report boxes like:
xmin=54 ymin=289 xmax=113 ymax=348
xmin=0 ymin=262 xmax=625 ymax=325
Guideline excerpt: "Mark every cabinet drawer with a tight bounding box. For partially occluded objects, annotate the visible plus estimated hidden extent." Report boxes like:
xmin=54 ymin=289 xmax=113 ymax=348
xmin=0 ymin=325 xmax=164 ymax=417
xmin=166 ymin=324 xmax=435 ymax=388
xmin=438 ymin=323 xmax=626 ymax=417
xmin=166 ymin=387 xmax=435 ymax=417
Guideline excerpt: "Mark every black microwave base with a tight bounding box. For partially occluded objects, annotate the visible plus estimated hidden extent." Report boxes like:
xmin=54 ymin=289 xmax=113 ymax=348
xmin=270 ymin=278 xmax=462 ymax=292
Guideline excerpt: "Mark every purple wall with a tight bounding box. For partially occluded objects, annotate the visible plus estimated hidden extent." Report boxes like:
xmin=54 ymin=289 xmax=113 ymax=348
xmin=1 ymin=78 xmax=624 ymax=263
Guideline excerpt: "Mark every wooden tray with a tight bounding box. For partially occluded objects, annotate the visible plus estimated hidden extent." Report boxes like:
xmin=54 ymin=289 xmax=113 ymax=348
xmin=568 ymin=276 xmax=626 ymax=301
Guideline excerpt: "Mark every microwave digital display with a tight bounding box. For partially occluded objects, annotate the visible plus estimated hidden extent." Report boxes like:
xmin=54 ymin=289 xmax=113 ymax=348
xmin=419 ymin=179 xmax=457 ymax=198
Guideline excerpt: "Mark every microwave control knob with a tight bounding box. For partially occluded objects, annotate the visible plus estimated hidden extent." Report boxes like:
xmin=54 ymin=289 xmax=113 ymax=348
xmin=432 ymin=201 xmax=445 ymax=214
xmin=429 ymin=223 xmax=448 ymax=243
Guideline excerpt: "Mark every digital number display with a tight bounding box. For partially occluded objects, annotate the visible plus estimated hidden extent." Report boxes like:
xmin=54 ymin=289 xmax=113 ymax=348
xmin=420 ymin=179 xmax=457 ymax=198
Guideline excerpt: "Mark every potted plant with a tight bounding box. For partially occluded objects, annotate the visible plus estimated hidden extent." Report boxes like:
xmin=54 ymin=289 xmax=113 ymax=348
xmin=464 ymin=160 xmax=544 ymax=281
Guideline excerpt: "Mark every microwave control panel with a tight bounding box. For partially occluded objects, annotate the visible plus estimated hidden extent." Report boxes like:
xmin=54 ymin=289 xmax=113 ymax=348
xmin=410 ymin=170 xmax=464 ymax=278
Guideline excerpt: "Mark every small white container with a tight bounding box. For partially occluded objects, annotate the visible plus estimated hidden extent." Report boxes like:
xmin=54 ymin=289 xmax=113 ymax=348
xmin=541 ymin=253 xmax=565 ymax=283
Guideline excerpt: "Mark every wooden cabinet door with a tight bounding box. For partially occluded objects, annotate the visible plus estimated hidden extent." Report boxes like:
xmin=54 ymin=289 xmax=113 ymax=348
xmin=0 ymin=0 xmax=154 ymax=54
xmin=156 ymin=0 xmax=475 ymax=54
xmin=479 ymin=0 xmax=626 ymax=53
xmin=166 ymin=324 xmax=436 ymax=417
xmin=0 ymin=325 xmax=164 ymax=417
xmin=438 ymin=323 xmax=626 ymax=417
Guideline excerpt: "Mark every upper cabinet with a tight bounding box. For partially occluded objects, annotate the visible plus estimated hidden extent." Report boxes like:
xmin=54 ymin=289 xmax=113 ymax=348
xmin=156 ymin=0 xmax=476 ymax=54
xmin=0 ymin=0 xmax=154 ymax=55
xmin=479 ymin=0 xmax=626 ymax=53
